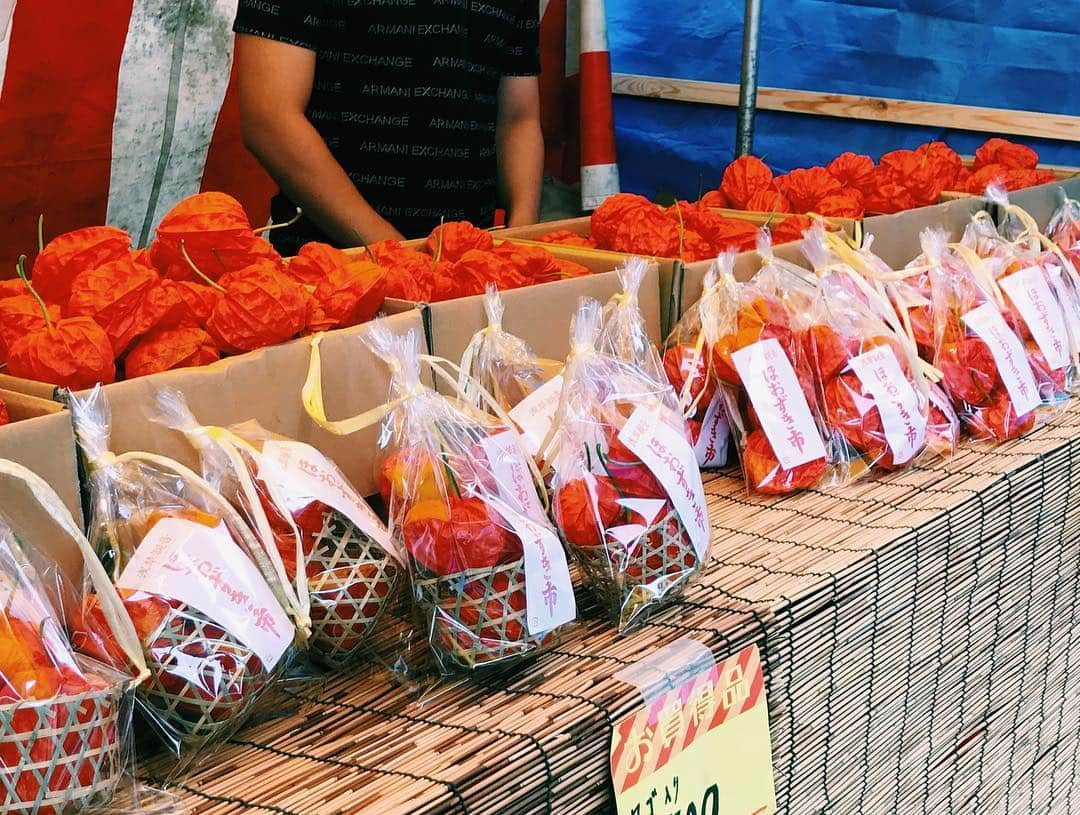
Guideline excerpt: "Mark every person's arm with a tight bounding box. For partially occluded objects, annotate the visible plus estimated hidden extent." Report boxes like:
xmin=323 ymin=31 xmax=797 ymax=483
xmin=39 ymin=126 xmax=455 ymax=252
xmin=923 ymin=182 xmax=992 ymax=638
xmin=496 ymin=75 xmax=543 ymax=227
xmin=235 ymin=34 xmax=403 ymax=244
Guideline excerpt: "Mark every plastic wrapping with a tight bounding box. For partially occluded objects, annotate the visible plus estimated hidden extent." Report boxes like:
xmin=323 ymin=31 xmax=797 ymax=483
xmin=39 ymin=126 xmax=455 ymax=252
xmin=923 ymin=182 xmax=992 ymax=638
xmin=661 ymin=272 xmax=731 ymax=469
xmin=306 ymin=323 xmax=575 ymax=674
xmin=458 ymin=285 xmax=564 ymax=460
xmin=157 ymin=391 xmax=404 ymax=671
xmin=599 ymin=258 xmax=665 ymax=384
xmin=0 ymin=517 xmax=129 ymax=815
xmin=67 ymin=388 xmax=294 ymax=775
xmin=700 ymin=250 xmax=832 ymax=494
xmin=922 ymin=229 xmax=1047 ymax=442
xmin=0 ymin=459 xmax=186 ymax=815
xmin=795 ymin=226 xmax=933 ymax=473
xmin=547 ymin=299 xmax=710 ymax=632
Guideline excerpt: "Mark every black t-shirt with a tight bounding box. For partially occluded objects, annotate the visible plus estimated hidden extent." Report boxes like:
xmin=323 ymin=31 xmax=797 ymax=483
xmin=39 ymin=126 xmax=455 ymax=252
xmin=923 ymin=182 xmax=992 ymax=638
xmin=234 ymin=0 xmax=540 ymax=253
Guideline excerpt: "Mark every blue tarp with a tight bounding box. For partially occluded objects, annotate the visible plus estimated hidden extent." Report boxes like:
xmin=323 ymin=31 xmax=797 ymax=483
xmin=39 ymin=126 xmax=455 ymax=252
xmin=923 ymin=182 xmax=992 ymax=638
xmin=607 ymin=0 xmax=1080 ymax=200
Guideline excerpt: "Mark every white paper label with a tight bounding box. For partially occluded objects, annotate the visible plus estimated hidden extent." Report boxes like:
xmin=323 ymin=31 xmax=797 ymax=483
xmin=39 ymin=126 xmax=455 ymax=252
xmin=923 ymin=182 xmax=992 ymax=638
xmin=693 ymin=391 xmax=730 ymax=468
xmin=474 ymin=431 xmax=575 ymax=635
xmin=962 ymin=302 xmax=1042 ymax=415
xmin=731 ymin=338 xmax=827 ymax=470
xmin=117 ymin=517 xmax=292 ymax=668
xmin=494 ymin=503 xmax=576 ymax=636
xmin=478 ymin=431 xmax=546 ymax=519
xmin=847 ymin=346 xmax=927 ymax=465
xmin=508 ymin=374 xmax=564 ymax=457
xmin=258 ymin=440 xmax=396 ymax=562
xmin=1048 ymin=266 xmax=1080 ymax=353
xmin=999 ymin=267 xmax=1070 ymax=370
xmin=618 ymin=407 xmax=710 ymax=559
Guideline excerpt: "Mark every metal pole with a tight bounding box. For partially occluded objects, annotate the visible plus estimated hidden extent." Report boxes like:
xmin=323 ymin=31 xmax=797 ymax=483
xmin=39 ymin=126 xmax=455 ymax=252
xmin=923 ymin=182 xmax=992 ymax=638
xmin=735 ymin=0 xmax=762 ymax=156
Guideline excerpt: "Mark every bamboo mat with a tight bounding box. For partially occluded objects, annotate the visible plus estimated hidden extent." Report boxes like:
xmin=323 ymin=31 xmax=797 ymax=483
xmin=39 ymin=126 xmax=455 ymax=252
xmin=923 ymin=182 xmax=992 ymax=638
xmin=148 ymin=402 xmax=1080 ymax=815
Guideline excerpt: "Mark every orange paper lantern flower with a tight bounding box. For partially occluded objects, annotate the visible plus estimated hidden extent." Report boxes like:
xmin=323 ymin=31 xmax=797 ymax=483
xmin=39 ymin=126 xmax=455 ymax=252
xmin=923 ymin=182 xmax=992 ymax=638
xmin=31 ymin=226 xmax=132 ymax=306
xmin=826 ymin=152 xmax=876 ymax=192
xmin=556 ymin=259 xmax=591 ymax=279
xmin=125 ymin=324 xmax=220 ymax=379
xmin=815 ymin=189 xmax=865 ymax=218
xmin=878 ymin=149 xmax=944 ymax=207
xmin=492 ymin=242 xmax=563 ymax=284
xmin=149 ymin=192 xmax=282 ymax=282
xmin=287 ymin=242 xmax=352 ymax=285
xmin=698 ymin=189 xmax=730 ymax=209
xmin=742 ymin=428 xmax=826 ymax=494
xmin=973 ymin=138 xmax=1038 ymax=171
xmin=402 ymin=496 xmax=519 ymax=575
xmin=0 ymin=295 xmax=61 ymax=362
xmin=937 ymin=337 xmax=999 ymax=407
xmin=0 ymin=279 xmax=24 ymax=299
xmin=6 ymin=257 xmax=116 ymax=388
xmin=966 ymin=389 xmax=1035 ymax=442
xmin=916 ymin=141 xmax=964 ymax=190
xmin=663 ymin=343 xmax=717 ymax=406
xmin=770 ymin=215 xmax=814 ymax=246
xmin=775 ymin=167 xmax=844 ymax=213
xmin=369 ymin=239 xmax=435 ymax=301
xmin=312 ymin=259 xmax=387 ymax=329
xmin=154 ymin=279 xmax=222 ymax=329
xmin=720 ymin=156 xmax=774 ymax=210
xmin=539 ymin=229 xmax=598 ymax=249
xmin=861 ymin=171 xmax=916 ymax=214
xmin=426 ymin=221 xmax=494 ymax=263
xmin=67 ymin=254 xmax=170 ymax=354
xmin=744 ymin=189 xmax=792 ymax=214
xmin=553 ymin=475 xmax=622 ymax=549
xmin=204 ymin=260 xmax=309 ymax=353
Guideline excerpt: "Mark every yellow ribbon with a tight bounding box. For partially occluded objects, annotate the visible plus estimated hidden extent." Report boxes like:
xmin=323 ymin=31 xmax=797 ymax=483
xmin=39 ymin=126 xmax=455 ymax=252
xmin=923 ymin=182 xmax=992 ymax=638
xmin=0 ymin=459 xmax=149 ymax=685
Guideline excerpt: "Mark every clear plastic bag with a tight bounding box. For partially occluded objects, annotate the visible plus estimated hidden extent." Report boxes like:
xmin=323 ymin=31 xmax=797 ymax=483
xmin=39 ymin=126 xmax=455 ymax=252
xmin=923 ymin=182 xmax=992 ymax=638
xmin=547 ymin=298 xmax=710 ymax=633
xmin=795 ymin=225 xmax=933 ymax=473
xmin=923 ymin=229 xmax=1048 ymax=442
xmin=661 ymin=271 xmax=731 ymax=470
xmin=68 ymin=388 xmax=295 ymax=775
xmin=156 ymin=390 xmax=404 ymax=671
xmin=0 ymin=458 xmax=186 ymax=815
xmin=458 ymin=285 xmax=564 ymax=460
xmin=599 ymin=257 xmax=665 ymax=384
xmin=306 ymin=322 xmax=575 ymax=674
xmin=701 ymin=250 xmax=832 ymax=494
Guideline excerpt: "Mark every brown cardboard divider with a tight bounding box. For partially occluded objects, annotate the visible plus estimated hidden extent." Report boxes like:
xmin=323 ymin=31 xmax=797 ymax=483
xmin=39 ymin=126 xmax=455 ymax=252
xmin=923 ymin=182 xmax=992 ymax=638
xmin=1001 ymin=177 xmax=1080 ymax=231
xmin=422 ymin=255 xmax=663 ymax=369
xmin=861 ymin=197 xmax=989 ymax=269
xmin=0 ymin=372 xmax=62 ymax=401
xmin=65 ymin=308 xmax=426 ymax=501
xmin=0 ymin=389 xmax=84 ymax=588
xmin=669 ymin=243 xmax=812 ymax=329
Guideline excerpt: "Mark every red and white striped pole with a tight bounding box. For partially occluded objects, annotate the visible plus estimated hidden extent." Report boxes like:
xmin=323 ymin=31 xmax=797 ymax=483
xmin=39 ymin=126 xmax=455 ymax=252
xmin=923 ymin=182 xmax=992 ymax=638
xmin=577 ymin=0 xmax=619 ymax=210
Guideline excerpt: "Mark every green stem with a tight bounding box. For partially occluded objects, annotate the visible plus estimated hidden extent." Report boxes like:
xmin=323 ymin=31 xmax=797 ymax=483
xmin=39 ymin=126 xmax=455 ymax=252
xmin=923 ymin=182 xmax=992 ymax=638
xmin=674 ymin=201 xmax=686 ymax=259
xmin=595 ymin=443 xmax=630 ymax=505
xmin=179 ymin=240 xmax=227 ymax=293
xmin=253 ymin=207 xmax=302 ymax=235
xmin=431 ymin=215 xmax=445 ymax=271
xmin=36 ymin=214 xmax=44 ymax=254
xmin=15 ymin=255 xmax=52 ymax=329
xmin=210 ymin=248 xmax=231 ymax=277
xmin=351 ymin=228 xmax=375 ymax=262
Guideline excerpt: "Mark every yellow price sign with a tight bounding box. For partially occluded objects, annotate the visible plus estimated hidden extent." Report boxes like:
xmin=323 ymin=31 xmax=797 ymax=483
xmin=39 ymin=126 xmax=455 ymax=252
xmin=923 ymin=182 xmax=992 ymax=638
xmin=610 ymin=644 xmax=776 ymax=815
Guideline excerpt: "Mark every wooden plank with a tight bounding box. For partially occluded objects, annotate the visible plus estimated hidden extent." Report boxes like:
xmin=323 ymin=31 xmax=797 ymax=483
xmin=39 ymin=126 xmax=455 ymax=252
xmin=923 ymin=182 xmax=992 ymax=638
xmin=611 ymin=72 xmax=1080 ymax=143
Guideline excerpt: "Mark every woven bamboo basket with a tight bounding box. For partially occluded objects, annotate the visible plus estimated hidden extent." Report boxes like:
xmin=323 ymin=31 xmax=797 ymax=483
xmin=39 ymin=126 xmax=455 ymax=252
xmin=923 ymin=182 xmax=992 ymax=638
xmin=0 ymin=684 xmax=125 ymax=815
xmin=305 ymin=508 xmax=402 ymax=670
xmin=572 ymin=507 xmax=701 ymax=631
xmin=415 ymin=558 xmax=551 ymax=671
xmin=139 ymin=600 xmax=271 ymax=751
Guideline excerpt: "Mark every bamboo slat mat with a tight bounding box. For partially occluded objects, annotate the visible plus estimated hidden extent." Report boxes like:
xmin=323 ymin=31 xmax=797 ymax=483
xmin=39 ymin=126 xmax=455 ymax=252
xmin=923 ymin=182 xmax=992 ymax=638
xmin=151 ymin=402 xmax=1080 ymax=815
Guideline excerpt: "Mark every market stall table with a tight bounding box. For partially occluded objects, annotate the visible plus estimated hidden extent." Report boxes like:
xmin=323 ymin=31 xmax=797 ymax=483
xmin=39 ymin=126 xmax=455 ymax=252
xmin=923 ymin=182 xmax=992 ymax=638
xmin=148 ymin=402 xmax=1080 ymax=815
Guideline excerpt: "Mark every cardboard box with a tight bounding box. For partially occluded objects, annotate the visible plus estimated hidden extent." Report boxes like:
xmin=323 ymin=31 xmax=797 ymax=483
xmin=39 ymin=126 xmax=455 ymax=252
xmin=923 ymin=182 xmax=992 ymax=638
xmin=0 ymin=389 xmax=84 ymax=586
xmin=998 ymin=176 xmax=1080 ymax=231
xmin=346 ymin=235 xmax=682 ymax=339
xmin=669 ymin=242 xmax=812 ymax=327
xmin=862 ymin=197 xmax=989 ymax=270
xmin=421 ymin=252 xmax=663 ymax=366
xmin=62 ymin=308 xmax=425 ymax=500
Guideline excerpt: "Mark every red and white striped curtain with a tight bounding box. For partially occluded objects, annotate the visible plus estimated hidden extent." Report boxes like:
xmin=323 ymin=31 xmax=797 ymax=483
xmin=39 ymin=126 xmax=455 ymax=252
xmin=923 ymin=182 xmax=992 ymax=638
xmin=0 ymin=0 xmax=619 ymax=265
xmin=540 ymin=0 xmax=620 ymax=211
xmin=0 ymin=0 xmax=274 ymax=265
